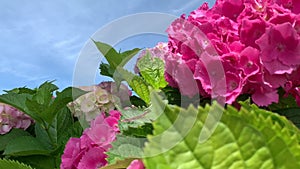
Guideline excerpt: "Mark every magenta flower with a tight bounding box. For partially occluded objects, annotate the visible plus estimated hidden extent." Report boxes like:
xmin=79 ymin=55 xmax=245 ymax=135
xmin=127 ymin=160 xmax=145 ymax=169
xmin=162 ymin=0 xmax=300 ymax=106
xmin=61 ymin=110 xmax=121 ymax=169
xmin=256 ymin=23 xmax=300 ymax=75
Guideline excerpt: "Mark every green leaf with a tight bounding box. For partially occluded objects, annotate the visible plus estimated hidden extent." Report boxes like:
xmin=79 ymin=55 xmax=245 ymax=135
xmin=0 ymin=129 xmax=31 ymax=151
xmin=54 ymin=107 xmax=76 ymax=145
xmin=143 ymin=92 xmax=300 ymax=169
xmin=13 ymin=155 xmax=56 ymax=169
xmin=107 ymin=135 xmax=146 ymax=162
xmin=4 ymin=87 xmax=36 ymax=95
xmin=137 ymin=51 xmax=167 ymax=89
xmin=93 ymin=41 xmax=121 ymax=69
xmin=0 ymin=159 xmax=34 ymax=169
xmin=122 ymin=123 xmax=153 ymax=138
xmin=100 ymin=158 xmax=136 ymax=169
xmin=34 ymin=123 xmax=53 ymax=150
xmin=130 ymin=96 xmax=147 ymax=107
xmin=4 ymin=136 xmax=51 ymax=156
xmin=34 ymin=81 xmax=58 ymax=105
xmin=0 ymin=93 xmax=42 ymax=122
xmin=119 ymin=48 xmax=140 ymax=67
xmin=274 ymin=108 xmax=300 ymax=129
xmin=114 ymin=68 xmax=150 ymax=104
xmin=94 ymin=41 xmax=140 ymax=70
xmin=43 ymin=87 xmax=87 ymax=123
xmin=268 ymin=88 xmax=298 ymax=111
xmin=99 ymin=63 xmax=115 ymax=78
xmin=129 ymin=76 xmax=150 ymax=104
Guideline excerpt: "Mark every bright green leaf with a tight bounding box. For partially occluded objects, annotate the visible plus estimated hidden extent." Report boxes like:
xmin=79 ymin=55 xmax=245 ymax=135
xmin=129 ymin=76 xmax=150 ymax=104
xmin=0 ymin=159 xmax=34 ymax=169
xmin=137 ymin=51 xmax=167 ymax=89
xmin=144 ymin=92 xmax=300 ymax=169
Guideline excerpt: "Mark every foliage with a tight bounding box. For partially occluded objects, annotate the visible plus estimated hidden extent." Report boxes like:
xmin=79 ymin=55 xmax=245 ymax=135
xmin=0 ymin=82 xmax=86 ymax=169
xmin=0 ymin=159 xmax=34 ymax=169
xmin=143 ymin=92 xmax=300 ymax=169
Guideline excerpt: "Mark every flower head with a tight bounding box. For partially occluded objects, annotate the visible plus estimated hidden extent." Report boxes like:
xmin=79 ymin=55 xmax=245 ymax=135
xmin=0 ymin=103 xmax=34 ymax=134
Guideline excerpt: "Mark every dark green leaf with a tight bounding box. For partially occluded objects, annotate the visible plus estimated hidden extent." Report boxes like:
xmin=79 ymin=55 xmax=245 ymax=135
xmin=4 ymin=136 xmax=51 ymax=156
xmin=0 ymin=129 xmax=31 ymax=151
xmin=129 ymin=96 xmax=147 ymax=107
xmin=122 ymin=123 xmax=153 ymax=138
xmin=54 ymin=107 xmax=74 ymax=145
xmin=99 ymin=63 xmax=115 ymax=78
xmin=13 ymin=155 xmax=56 ymax=169
xmin=276 ymin=108 xmax=300 ymax=129
xmin=34 ymin=124 xmax=53 ymax=150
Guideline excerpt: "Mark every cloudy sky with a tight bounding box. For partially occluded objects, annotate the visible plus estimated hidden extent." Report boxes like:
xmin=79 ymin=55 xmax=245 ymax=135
xmin=0 ymin=0 xmax=215 ymax=92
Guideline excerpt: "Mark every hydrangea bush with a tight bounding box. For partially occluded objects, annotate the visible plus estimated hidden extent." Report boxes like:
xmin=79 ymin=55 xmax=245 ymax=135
xmin=0 ymin=0 xmax=300 ymax=169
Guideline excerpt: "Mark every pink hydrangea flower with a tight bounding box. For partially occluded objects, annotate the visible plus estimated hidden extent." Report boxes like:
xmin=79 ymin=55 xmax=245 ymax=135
xmin=127 ymin=160 xmax=145 ymax=169
xmin=256 ymin=22 xmax=300 ymax=74
xmin=0 ymin=103 xmax=34 ymax=134
xmin=162 ymin=0 xmax=300 ymax=106
xmin=61 ymin=110 xmax=121 ymax=169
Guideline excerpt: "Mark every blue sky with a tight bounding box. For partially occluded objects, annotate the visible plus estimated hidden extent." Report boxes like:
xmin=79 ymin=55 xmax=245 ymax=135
xmin=0 ymin=0 xmax=215 ymax=92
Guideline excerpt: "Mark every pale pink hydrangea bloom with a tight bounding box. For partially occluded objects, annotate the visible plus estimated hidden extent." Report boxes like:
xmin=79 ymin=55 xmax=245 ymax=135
xmin=0 ymin=103 xmax=34 ymax=134
xmin=68 ymin=82 xmax=131 ymax=126
xmin=60 ymin=110 xmax=121 ymax=169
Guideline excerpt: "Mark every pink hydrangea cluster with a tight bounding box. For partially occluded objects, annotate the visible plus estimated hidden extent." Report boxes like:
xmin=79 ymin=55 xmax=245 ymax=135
xmin=164 ymin=0 xmax=300 ymax=106
xmin=60 ymin=110 xmax=121 ymax=169
xmin=0 ymin=103 xmax=34 ymax=134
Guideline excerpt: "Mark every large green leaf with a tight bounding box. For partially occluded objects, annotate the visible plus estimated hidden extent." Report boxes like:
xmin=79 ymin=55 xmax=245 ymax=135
xmin=137 ymin=51 xmax=167 ymax=89
xmin=143 ymin=92 xmax=300 ymax=169
xmin=0 ymin=129 xmax=31 ymax=151
xmin=0 ymin=159 xmax=34 ymax=169
xmin=4 ymin=136 xmax=51 ymax=156
xmin=13 ymin=155 xmax=56 ymax=169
